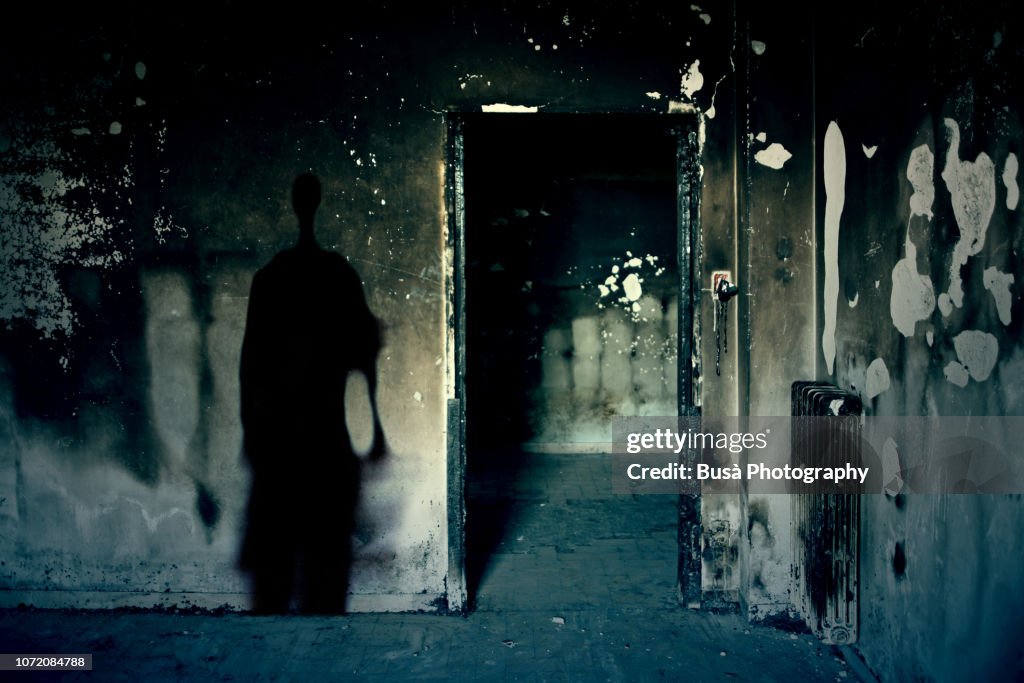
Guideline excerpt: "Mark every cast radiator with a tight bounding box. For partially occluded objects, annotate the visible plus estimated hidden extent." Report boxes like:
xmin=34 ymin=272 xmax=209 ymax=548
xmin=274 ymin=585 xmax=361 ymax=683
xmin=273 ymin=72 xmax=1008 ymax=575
xmin=790 ymin=381 xmax=861 ymax=645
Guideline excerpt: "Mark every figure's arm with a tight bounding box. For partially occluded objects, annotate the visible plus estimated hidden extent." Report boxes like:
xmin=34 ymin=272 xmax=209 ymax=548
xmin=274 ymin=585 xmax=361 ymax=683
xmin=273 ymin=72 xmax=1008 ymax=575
xmin=362 ymin=314 xmax=387 ymax=461
xmin=342 ymin=259 xmax=387 ymax=460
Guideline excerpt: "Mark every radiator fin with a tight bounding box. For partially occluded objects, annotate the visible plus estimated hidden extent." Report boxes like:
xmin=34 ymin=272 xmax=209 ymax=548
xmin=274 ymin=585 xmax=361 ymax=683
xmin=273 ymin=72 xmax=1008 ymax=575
xmin=790 ymin=381 xmax=860 ymax=645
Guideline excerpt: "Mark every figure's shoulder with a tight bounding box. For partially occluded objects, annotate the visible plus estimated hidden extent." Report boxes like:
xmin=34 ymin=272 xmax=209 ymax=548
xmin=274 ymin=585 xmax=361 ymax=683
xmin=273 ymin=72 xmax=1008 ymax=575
xmin=319 ymin=249 xmax=362 ymax=280
xmin=255 ymin=246 xmax=363 ymax=288
xmin=261 ymin=247 xmax=297 ymax=269
xmin=260 ymin=246 xmax=312 ymax=273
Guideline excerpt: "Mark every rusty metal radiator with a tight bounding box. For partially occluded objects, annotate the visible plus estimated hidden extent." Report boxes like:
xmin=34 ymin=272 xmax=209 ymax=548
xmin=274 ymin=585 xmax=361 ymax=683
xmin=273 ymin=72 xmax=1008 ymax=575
xmin=790 ymin=381 xmax=861 ymax=645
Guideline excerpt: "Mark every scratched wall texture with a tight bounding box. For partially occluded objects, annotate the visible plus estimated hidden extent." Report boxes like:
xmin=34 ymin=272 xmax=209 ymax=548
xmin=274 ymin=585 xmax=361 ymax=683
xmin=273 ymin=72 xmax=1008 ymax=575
xmin=0 ymin=3 xmax=737 ymax=611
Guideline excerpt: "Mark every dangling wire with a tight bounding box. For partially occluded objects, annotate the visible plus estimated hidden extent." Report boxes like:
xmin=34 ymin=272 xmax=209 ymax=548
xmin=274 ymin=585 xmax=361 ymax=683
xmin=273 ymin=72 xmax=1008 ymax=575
xmin=714 ymin=278 xmax=737 ymax=377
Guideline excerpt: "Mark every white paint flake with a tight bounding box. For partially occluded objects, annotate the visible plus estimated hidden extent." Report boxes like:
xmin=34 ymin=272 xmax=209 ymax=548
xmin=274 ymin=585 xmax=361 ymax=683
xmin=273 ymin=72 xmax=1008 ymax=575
xmin=941 ymin=118 xmax=996 ymax=309
xmin=751 ymin=40 xmax=766 ymax=56
xmin=822 ymin=122 xmax=846 ymax=375
xmin=862 ymin=144 xmax=878 ymax=159
xmin=907 ymin=144 xmax=935 ymax=219
xmin=135 ymin=62 xmax=147 ymax=80
xmin=881 ymin=438 xmax=904 ymax=494
xmin=622 ymin=273 xmax=643 ymax=302
xmin=982 ymin=267 xmax=1014 ymax=325
xmin=755 ymin=132 xmax=767 ymax=143
xmin=952 ymin=329 xmax=999 ymax=382
xmin=646 ymin=92 xmax=662 ymax=100
xmin=109 ymin=121 xmax=122 ymax=135
xmin=699 ymin=13 xmax=711 ymax=24
xmin=944 ymin=361 xmax=970 ymax=387
xmin=1004 ymin=152 xmax=1019 ymax=210
xmin=891 ymin=145 xmax=937 ymax=337
xmin=153 ymin=209 xmax=188 ymax=244
xmin=829 ymin=399 xmax=845 ymax=415
xmin=926 ymin=330 xmax=934 ymax=346
xmin=598 ymin=252 xmax=664 ymax=321
xmin=680 ymin=60 xmax=704 ymax=100
xmin=938 ymin=292 xmax=953 ymax=317
xmin=754 ymin=143 xmax=792 ymax=170
xmin=865 ymin=358 xmax=891 ymax=399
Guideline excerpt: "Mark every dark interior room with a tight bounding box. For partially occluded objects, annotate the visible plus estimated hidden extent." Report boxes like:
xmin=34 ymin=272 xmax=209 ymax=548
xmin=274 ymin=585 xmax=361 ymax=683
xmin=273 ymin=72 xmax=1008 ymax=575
xmin=1 ymin=1 xmax=1021 ymax=680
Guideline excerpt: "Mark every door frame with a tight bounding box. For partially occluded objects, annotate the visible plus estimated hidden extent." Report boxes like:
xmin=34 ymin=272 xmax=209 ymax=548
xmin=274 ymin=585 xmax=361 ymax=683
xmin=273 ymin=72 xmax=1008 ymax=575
xmin=443 ymin=111 xmax=704 ymax=613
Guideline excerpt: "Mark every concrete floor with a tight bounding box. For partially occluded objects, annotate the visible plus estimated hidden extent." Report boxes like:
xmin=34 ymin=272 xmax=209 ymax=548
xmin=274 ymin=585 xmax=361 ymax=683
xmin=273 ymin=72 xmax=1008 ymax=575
xmin=0 ymin=454 xmax=854 ymax=681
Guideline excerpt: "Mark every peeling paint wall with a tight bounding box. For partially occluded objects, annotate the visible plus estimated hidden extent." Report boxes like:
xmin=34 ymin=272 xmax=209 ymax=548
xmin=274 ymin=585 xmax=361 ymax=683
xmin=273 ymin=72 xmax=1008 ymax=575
xmin=0 ymin=3 xmax=738 ymax=611
xmin=814 ymin=2 xmax=1024 ymax=679
xmin=739 ymin=5 xmax=818 ymax=623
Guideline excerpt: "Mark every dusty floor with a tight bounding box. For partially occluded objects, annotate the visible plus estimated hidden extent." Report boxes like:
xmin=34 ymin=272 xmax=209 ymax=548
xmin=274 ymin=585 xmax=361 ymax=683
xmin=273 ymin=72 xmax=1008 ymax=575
xmin=0 ymin=454 xmax=855 ymax=681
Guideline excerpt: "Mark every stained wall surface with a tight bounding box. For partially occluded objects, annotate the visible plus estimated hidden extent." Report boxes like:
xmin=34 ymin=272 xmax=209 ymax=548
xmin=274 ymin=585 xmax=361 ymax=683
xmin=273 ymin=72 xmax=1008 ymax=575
xmin=0 ymin=3 xmax=737 ymax=611
xmin=810 ymin=2 xmax=1024 ymax=679
xmin=2 ymin=3 xmax=1021 ymax=678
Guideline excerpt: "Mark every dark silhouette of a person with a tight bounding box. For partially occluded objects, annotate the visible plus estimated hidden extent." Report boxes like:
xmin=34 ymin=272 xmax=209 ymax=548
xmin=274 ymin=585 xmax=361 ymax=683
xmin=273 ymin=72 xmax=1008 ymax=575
xmin=239 ymin=172 xmax=385 ymax=614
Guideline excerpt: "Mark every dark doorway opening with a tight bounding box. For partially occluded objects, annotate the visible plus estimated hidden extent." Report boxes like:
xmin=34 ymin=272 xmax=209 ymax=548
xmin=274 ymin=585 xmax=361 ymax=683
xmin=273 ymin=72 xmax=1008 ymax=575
xmin=449 ymin=113 xmax=699 ymax=610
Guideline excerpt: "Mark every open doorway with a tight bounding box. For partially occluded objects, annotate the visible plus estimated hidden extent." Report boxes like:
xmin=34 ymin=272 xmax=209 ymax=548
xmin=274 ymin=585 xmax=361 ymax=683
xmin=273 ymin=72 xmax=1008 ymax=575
xmin=446 ymin=113 xmax=701 ymax=611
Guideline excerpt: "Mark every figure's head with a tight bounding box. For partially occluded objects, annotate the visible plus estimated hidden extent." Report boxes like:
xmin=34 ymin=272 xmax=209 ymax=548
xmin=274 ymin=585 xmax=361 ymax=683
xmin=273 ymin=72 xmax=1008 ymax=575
xmin=292 ymin=172 xmax=321 ymax=226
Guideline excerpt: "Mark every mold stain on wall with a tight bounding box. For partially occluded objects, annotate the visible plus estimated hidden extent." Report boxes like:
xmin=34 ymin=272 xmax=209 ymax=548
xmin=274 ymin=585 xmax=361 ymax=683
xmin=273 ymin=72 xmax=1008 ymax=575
xmin=0 ymin=130 xmax=128 ymax=341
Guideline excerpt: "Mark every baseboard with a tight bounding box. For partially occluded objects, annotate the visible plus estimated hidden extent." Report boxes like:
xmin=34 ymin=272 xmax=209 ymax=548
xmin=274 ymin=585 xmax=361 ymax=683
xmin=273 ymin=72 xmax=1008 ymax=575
xmin=0 ymin=590 xmax=443 ymax=614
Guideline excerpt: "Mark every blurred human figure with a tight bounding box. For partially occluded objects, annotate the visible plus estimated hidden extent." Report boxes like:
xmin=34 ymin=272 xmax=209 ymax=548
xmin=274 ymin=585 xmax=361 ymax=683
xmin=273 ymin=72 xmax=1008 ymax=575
xmin=239 ymin=172 xmax=385 ymax=614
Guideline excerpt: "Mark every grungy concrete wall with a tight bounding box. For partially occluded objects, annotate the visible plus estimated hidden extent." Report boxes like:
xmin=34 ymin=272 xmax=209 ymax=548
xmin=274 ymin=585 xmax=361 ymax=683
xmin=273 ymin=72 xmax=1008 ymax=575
xmin=812 ymin=2 xmax=1024 ymax=680
xmin=737 ymin=5 xmax=818 ymax=623
xmin=0 ymin=3 xmax=740 ymax=610
xmin=8 ymin=8 xmax=1016 ymax=672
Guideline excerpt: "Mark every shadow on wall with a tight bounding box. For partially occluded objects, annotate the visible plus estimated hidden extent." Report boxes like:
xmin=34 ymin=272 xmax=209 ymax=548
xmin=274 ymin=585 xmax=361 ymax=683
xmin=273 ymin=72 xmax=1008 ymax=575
xmin=238 ymin=173 xmax=388 ymax=614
